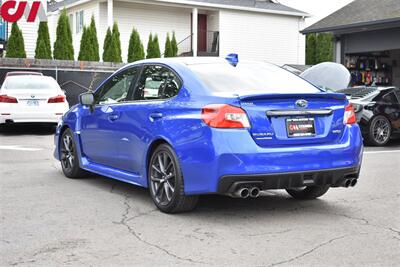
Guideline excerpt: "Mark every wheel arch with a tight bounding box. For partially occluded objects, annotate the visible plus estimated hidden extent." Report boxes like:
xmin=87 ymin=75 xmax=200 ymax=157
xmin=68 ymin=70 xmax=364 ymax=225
xmin=145 ymin=138 xmax=174 ymax=185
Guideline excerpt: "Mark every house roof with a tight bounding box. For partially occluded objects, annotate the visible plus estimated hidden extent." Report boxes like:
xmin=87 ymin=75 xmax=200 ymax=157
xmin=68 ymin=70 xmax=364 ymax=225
xmin=302 ymin=0 xmax=400 ymax=34
xmin=48 ymin=0 xmax=308 ymax=16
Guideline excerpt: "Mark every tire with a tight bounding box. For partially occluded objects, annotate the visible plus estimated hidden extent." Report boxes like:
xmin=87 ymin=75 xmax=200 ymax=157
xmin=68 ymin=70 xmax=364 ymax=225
xmin=60 ymin=128 xmax=88 ymax=178
xmin=286 ymin=185 xmax=330 ymax=200
xmin=148 ymin=144 xmax=198 ymax=213
xmin=366 ymin=115 xmax=392 ymax=146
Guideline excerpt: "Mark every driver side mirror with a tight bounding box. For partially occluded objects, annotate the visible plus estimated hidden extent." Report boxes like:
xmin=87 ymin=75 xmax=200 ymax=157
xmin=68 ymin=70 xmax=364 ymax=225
xmin=79 ymin=92 xmax=94 ymax=106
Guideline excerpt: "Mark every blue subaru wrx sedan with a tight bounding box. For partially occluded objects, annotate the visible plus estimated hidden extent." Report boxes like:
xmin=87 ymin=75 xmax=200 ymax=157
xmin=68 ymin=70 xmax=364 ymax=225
xmin=54 ymin=57 xmax=363 ymax=213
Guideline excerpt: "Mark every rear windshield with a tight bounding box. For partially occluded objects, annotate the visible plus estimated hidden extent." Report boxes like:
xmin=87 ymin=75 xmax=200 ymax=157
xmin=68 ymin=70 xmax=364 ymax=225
xmin=188 ymin=62 xmax=320 ymax=94
xmin=2 ymin=76 xmax=60 ymax=90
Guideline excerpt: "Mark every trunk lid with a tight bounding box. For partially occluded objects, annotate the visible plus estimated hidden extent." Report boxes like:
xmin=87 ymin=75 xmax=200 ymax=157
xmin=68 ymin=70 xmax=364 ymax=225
xmin=239 ymin=93 xmax=348 ymax=147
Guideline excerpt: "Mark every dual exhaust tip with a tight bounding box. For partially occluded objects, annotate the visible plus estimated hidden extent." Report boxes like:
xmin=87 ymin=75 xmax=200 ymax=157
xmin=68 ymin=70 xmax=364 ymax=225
xmin=342 ymin=178 xmax=358 ymax=188
xmin=232 ymin=187 xmax=260 ymax=198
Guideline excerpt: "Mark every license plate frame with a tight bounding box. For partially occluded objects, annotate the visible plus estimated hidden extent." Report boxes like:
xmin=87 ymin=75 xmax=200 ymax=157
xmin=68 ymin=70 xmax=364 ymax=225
xmin=26 ymin=100 xmax=39 ymax=106
xmin=286 ymin=117 xmax=316 ymax=138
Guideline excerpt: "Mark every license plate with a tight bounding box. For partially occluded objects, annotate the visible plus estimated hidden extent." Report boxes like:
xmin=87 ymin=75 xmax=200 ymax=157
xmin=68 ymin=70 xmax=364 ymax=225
xmin=27 ymin=100 xmax=39 ymax=106
xmin=286 ymin=118 xmax=316 ymax=137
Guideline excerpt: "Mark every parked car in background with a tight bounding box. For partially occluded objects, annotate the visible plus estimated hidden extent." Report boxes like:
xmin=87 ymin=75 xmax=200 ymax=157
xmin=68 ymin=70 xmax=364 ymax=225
xmin=338 ymin=86 xmax=400 ymax=146
xmin=0 ymin=73 xmax=69 ymax=125
xmin=54 ymin=57 xmax=363 ymax=213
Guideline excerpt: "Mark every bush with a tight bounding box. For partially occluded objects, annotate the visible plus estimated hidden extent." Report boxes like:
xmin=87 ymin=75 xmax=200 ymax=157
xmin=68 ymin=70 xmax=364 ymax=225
xmin=102 ymin=27 xmax=113 ymax=62
xmin=146 ymin=33 xmax=154 ymax=59
xmin=151 ymin=34 xmax=161 ymax=58
xmin=6 ymin=22 xmax=26 ymax=58
xmin=88 ymin=16 xmax=100 ymax=61
xmin=53 ymin=9 xmax=74 ymax=60
xmin=306 ymin=33 xmax=333 ymax=65
xmin=111 ymin=23 xmax=122 ymax=63
xmin=78 ymin=27 xmax=89 ymax=61
xmin=171 ymin=31 xmax=178 ymax=57
xmin=128 ymin=27 xmax=145 ymax=62
xmin=35 ymin=22 xmax=51 ymax=59
xmin=164 ymin=33 xmax=173 ymax=58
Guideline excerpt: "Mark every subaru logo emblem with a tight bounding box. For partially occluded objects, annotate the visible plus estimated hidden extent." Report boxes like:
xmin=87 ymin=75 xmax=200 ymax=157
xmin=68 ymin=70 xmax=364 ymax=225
xmin=295 ymin=99 xmax=308 ymax=108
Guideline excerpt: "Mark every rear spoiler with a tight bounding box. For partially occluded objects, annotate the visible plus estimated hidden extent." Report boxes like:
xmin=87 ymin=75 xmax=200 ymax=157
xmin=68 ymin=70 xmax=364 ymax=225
xmin=237 ymin=93 xmax=347 ymax=102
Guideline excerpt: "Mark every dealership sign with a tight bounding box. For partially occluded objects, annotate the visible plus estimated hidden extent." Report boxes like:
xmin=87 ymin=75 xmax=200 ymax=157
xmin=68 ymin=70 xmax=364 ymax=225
xmin=0 ymin=1 xmax=47 ymax=22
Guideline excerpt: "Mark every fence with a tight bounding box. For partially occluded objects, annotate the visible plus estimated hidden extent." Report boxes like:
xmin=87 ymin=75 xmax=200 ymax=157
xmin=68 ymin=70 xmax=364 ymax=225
xmin=0 ymin=58 xmax=124 ymax=106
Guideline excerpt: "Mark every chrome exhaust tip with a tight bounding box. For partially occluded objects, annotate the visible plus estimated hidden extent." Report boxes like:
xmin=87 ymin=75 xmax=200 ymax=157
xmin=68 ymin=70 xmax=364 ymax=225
xmin=231 ymin=187 xmax=250 ymax=198
xmin=249 ymin=187 xmax=260 ymax=198
xmin=342 ymin=179 xmax=351 ymax=188
xmin=350 ymin=179 xmax=357 ymax=187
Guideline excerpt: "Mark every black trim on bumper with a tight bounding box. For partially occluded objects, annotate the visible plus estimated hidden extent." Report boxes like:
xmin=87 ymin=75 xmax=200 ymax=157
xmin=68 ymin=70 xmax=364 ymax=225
xmin=218 ymin=166 xmax=360 ymax=193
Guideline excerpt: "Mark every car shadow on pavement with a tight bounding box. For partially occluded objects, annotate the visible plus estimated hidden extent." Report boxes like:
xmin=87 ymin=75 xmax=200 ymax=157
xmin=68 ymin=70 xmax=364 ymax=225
xmin=76 ymin=173 xmax=345 ymax=218
xmin=0 ymin=123 xmax=56 ymax=136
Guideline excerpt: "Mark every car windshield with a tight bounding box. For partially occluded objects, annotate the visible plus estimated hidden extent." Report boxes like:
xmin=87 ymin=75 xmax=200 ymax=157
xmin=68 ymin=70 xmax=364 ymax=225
xmin=188 ymin=62 xmax=320 ymax=94
xmin=2 ymin=76 xmax=60 ymax=90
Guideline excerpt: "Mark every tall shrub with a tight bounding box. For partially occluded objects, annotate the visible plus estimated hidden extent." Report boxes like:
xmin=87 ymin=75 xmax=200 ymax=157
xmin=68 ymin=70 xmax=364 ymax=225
xmin=102 ymin=27 xmax=113 ymax=62
xmin=88 ymin=16 xmax=100 ymax=61
xmin=53 ymin=9 xmax=74 ymax=60
xmin=78 ymin=27 xmax=90 ymax=61
xmin=146 ymin=33 xmax=154 ymax=59
xmin=316 ymin=33 xmax=333 ymax=63
xmin=171 ymin=31 xmax=178 ymax=57
xmin=6 ymin=22 xmax=26 ymax=58
xmin=152 ymin=34 xmax=161 ymax=58
xmin=111 ymin=23 xmax=122 ymax=62
xmin=128 ymin=27 xmax=145 ymax=62
xmin=164 ymin=33 xmax=173 ymax=58
xmin=305 ymin=33 xmax=316 ymax=65
xmin=35 ymin=22 xmax=51 ymax=59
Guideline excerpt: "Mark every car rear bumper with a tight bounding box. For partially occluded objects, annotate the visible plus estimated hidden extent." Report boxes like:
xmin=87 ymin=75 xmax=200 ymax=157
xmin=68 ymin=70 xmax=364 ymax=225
xmin=0 ymin=112 xmax=63 ymax=124
xmin=218 ymin=166 xmax=360 ymax=193
xmin=178 ymin=125 xmax=363 ymax=194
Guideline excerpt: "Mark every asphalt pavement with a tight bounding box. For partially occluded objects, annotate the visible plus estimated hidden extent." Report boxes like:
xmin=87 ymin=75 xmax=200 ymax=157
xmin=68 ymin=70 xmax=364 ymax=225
xmin=1 ymin=124 xmax=399 ymax=266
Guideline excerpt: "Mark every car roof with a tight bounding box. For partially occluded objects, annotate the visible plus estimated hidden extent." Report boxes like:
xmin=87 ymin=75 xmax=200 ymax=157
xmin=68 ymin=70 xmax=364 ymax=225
xmin=6 ymin=71 xmax=43 ymax=77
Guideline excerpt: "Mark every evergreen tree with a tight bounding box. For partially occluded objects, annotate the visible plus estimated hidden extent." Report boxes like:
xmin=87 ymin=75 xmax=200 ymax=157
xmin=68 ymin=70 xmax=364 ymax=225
xmin=152 ymin=34 xmax=161 ymax=58
xmin=6 ymin=22 xmax=26 ymax=58
xmin=306 ymin=33 xmax=316 ymax=65
xmin=128 ymin=27 xmax=145 ymax=62
xmin=146 ymin=33 xmax=154 ymax=59
xmin=35 ymin=21 xmax=51 ymax=59
xmin=102 ymin=27 xmax=113 ymax=62
xmin=78 ymin=26 xmax=90 ymax=61
xmin=164 ymin=33 xmax=173 ymax=57
xmin=316 ymin=33 xmax=333 ymax=63
xmin=88 ymin=16 xmax=100 ymax=61
xmin=111 ymin=22 xmax=122 ymax=62
xmin=53 ymin=9 xmax=74 ymax=60
xmin=171 ymin=31 xmax=178 ymax=57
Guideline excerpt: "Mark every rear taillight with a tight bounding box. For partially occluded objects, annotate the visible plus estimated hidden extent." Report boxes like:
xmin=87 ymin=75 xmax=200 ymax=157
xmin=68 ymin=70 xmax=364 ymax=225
xmin=48 ymin=95 xmax=65 ymax=103
xmin=0 ymin=95 xmax=18 ymax=103
xmin=344 ymin=104 xmax=356 ymax=124
xmin=201 ymin=104 xmax=251 ymax=128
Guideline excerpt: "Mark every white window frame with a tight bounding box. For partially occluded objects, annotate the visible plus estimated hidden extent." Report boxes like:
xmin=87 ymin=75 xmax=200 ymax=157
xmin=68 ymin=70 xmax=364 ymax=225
xmin=75 ymin=10 xmax=84 ymax=34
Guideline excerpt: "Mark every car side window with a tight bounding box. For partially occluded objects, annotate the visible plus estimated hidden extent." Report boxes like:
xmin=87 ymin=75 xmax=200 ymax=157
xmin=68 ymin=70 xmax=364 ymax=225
xmin=133 ymin=65 xmax=181 ymax=101
xmin=95 ymin=67 xmax=139 ymax=105
xmin=394 ymin=89 xmax=400 ymax=104
xmin=382 ymin=92 xmax=398 ymax=104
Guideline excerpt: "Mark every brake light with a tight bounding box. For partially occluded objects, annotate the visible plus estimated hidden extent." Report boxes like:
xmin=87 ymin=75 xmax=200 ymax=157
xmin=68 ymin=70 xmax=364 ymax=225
xmin=48 ymin=95 xmax=65 ymax=103
xmin=344 ymin=104 xmax=356 ymax=124
xmin=0 ymin=95 xmax=18 ymax=103
xmin=201 ymin=104 xmax=251 ymax=128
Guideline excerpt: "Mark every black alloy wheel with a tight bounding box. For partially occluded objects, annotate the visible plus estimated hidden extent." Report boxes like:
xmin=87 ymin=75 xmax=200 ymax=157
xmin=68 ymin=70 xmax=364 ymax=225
xmin=148 ymin=144 xmax=198 ymax=213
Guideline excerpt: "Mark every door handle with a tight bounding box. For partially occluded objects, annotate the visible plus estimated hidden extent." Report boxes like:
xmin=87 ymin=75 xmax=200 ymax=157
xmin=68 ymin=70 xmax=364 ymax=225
xmin=149 ymin=112 xmax=163 ymax=120
xmin=108 ymin=113 xmax=120 ymax=122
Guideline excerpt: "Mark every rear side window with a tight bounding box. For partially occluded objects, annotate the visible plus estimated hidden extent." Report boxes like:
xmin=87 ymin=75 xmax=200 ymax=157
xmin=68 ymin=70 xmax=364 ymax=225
xmin=188 ymin=62 xmax=320 ymax=94
xmin=133 ymin=65 xmax=181 ymax=101
xmin=382 ymin=92 xmax=399 ymax=104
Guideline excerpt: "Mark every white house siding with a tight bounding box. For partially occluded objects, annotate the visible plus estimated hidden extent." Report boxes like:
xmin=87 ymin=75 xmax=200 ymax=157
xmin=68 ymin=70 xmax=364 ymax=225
xmin=219 ymin=9 xmax=305 ymax=65
xmin=7 ymin=0 xmax=47 ymax=58
xmin=100 ymin=1 xmax=192 ymax=62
